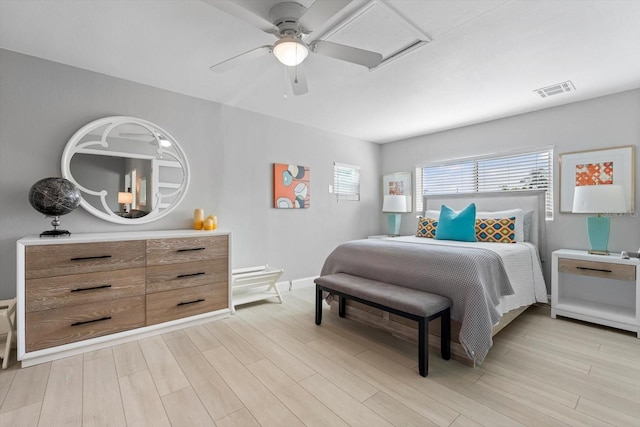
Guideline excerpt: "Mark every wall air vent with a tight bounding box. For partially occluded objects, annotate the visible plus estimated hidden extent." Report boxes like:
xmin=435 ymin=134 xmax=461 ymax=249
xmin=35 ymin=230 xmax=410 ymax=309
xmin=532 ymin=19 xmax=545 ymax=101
xmin=535 ymin=81 xmax=576 ymax=98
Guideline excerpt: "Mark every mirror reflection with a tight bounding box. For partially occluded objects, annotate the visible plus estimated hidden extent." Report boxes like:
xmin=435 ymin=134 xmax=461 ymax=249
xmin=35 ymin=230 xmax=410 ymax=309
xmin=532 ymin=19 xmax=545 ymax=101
xmin=62 ymin=117 xmax=190 ymax=224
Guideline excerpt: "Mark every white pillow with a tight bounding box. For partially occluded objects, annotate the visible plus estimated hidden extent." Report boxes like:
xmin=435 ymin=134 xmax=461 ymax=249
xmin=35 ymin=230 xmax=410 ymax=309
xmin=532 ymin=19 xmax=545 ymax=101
xmin=523 ymin=210 xmax=534 ymax=242
xmin=476 ymin=209 xmax=525 ymax=242
xmin=423 ymin=210 xmax=440 ymax=219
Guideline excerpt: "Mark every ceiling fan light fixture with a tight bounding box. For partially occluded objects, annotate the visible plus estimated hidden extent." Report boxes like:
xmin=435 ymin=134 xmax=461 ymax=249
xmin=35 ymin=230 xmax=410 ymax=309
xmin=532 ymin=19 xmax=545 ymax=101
xmin=273 ymin=37 xmax=308 ymax=66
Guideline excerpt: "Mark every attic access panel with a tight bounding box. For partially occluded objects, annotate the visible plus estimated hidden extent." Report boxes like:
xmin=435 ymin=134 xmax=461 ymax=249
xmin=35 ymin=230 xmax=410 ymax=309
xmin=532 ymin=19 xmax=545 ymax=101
xmin=318 ymin=0 xmax=430 ymax=69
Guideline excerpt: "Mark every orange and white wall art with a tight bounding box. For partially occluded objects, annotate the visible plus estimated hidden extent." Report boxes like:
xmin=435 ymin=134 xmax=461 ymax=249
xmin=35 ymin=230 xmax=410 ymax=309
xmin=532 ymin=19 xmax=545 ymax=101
xmin=273 ymin=163 xmax=310 ymax=209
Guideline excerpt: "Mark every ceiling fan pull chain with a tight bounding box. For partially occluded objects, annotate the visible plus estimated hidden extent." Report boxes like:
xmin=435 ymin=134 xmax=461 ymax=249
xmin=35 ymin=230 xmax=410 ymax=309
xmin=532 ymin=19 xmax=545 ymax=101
xmin=294 ymin=44 xmax=299 ymax=84
xmin=283 ymin=66 xmax=288 ymax=100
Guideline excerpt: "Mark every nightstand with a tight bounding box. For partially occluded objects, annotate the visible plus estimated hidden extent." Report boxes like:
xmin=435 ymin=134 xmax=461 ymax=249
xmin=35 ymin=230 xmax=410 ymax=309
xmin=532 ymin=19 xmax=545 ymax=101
xmin=551 ymin=249 xmax=640 ymax=337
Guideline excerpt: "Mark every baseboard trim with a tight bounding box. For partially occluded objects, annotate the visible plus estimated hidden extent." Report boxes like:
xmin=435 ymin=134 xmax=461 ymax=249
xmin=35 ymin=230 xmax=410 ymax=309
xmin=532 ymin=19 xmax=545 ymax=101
xmin=289 ymin=276 xmax=317 ymax=290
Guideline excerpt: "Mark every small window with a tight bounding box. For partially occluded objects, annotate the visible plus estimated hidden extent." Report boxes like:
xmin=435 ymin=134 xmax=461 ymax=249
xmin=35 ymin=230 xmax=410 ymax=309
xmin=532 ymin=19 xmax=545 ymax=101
xmin=333 ymin=162 xmax=361 ymax=201
xmin=415 ymin=147 xmax=554 ymax=219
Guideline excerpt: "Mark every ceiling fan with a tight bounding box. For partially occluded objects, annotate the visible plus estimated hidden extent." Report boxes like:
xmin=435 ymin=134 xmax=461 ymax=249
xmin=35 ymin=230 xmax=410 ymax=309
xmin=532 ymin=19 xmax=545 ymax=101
xmin=207 ymin=0 xmax=383 ymax=96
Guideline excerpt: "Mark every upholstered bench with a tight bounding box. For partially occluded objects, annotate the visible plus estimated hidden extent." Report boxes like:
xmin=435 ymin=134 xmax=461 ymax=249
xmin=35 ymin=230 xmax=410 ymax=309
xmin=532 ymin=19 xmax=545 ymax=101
xmin=314 ymin=273 xmax=452 ymax=377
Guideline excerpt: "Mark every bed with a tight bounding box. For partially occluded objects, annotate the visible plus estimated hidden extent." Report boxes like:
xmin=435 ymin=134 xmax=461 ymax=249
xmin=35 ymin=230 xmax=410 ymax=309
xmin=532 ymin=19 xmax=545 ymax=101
xmin=320 ymin=190 xmax=548 ymax=366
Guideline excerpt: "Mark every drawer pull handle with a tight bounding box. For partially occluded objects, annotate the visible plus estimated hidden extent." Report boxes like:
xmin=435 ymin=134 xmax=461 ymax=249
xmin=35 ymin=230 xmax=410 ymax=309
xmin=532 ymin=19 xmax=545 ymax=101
xmin=176 ymin=247 xmax=206 ymax=253
xmin=70 ymin=316 xmax=112 ymax=327
xmin=576 ymin=266 xmax=613 ymax=273
xmin=177 ymin=298 xmax=205 ymax=307
xmin=70 ymin=255 xmax=112 ymax=261
xmin=177 ymin=272 xmax=206 ymax=279
xmin=71 ymin=284 xmax=112 ymax=293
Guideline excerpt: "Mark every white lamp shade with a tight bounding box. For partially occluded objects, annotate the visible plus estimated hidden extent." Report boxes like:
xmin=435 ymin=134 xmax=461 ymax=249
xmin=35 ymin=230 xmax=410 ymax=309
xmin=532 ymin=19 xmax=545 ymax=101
xmin=572 ymin=184 xmax=626 ymax=213
xmin=118 ymin=192 xmax=133 ymax=204
xmin=383 ymin=195 xmax=409 ymax=213
xmin=273 ymin=37 xmax=309 ymax=66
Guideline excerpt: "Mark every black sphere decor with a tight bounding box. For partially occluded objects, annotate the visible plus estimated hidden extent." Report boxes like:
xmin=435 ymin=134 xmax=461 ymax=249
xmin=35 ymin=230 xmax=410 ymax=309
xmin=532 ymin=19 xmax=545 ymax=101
xmin=28 ymin=177 xmax=81 ymax=237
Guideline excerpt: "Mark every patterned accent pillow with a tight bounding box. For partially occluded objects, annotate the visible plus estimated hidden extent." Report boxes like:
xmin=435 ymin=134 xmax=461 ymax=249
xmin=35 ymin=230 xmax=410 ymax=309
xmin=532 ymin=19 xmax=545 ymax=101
xmin=475 ymin=217 xmax=517 ymax=243
xmin=416 ymin=217 xmax=438 ymax=238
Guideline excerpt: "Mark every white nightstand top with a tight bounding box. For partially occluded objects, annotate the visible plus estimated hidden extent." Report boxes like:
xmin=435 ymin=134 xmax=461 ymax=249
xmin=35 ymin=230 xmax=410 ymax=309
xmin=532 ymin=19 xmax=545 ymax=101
xmin=553 ymin=249 xmax=640 ymax=265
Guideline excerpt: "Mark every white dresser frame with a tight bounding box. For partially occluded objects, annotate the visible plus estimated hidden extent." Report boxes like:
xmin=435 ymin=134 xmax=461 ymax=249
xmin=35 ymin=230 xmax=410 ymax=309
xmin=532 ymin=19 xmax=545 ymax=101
xmin=16 ymin=229 xmax=232 ymax=367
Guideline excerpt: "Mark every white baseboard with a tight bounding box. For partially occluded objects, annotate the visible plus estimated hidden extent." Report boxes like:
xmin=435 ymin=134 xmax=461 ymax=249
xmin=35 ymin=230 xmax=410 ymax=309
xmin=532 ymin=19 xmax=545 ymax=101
xmin=289 ymin=276 xmax=318 ymax=290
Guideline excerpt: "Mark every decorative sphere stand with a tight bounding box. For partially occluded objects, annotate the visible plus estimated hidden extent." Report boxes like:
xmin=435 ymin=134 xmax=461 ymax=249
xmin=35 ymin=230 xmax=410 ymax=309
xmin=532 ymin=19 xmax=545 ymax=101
xmin=40 ymin=216 xmax=71 ymax=237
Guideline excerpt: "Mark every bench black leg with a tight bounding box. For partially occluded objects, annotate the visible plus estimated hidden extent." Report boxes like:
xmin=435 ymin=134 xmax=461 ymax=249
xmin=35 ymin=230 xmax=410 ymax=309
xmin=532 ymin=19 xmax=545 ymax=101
xmin=441 ymin=308 xmax=451 ymax=360
xmin=338 ymin=295 xmax=346 ymax=318
xmin=315 ymin=285 xmax=322 ymax=325
xmin=418 ymin=317 xmax=428 ymax=377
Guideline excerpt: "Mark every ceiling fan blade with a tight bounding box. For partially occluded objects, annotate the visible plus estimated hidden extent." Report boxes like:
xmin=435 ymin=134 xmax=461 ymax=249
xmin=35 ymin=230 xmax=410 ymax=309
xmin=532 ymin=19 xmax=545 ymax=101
xmin=299 ymin=0 xmax=352 ymax=32
xmin=209 ymin=46 xmax=271 ymax=73
xmin=287 ymin=66 xmax=309 ymax=96
xmin=202 ymin=0 xmax=278 ymax=34
xmin=312 ymin=40 xmax=382 ymax=69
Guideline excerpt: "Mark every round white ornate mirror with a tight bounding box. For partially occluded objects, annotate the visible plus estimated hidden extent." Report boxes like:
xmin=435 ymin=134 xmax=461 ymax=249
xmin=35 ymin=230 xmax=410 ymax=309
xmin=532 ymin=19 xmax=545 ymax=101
xmin=62 ymin=116 xmax=190 ymax=224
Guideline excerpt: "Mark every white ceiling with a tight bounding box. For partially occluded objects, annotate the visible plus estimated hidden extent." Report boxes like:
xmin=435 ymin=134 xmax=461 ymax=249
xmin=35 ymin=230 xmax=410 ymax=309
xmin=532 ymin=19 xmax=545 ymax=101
xmin=1 ymin=0 xmax=640 ymax=143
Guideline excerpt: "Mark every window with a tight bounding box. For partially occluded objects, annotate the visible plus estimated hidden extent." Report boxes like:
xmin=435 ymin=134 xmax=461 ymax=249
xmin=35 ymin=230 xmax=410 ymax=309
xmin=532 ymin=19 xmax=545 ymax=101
xmin=415 ymin=147 xmax=553 ymax=219
xmin=333 ymin=162 xmax=361 ymax=201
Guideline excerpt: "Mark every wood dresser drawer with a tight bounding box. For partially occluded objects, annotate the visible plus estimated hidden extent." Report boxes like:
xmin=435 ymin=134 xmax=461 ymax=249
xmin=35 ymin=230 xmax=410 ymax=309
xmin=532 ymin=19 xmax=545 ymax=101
xmin=147 ymin=258 xmax=228 ymax=294
xmin=558 ymin=258 xmax=636 ymax=281
xmin=26 ymin=268 xmax=146 ymax=312
xmin=146 ymin=235 xmax=228 ymax=266
xmin=25 ymin=240 xmax=146 ymax=279
xmin=146 ymin=283 xmax=228 ymax=325
xmin=25 ymin=296 xmax=146 ymax=352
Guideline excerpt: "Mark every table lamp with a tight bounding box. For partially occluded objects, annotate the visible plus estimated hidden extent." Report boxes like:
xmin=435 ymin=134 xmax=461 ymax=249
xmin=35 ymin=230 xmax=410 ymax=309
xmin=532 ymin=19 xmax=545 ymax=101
xmin=383 ymin=195 xmax=410 ymax=235
xmin=118 ymin=191 xmax=133 ymax=213
xmin=572 ymin=184 xmax=626 ymax=255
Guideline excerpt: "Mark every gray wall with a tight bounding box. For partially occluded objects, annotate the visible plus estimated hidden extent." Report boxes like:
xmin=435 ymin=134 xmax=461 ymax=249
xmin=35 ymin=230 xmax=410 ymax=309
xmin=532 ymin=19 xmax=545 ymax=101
xmin=3 ymin=48 xmax=639 ymax=299
xmin=0 ymin=49 xmax=381 ymax=298
xmin=382 ymin=89 xmax=640 ymax=287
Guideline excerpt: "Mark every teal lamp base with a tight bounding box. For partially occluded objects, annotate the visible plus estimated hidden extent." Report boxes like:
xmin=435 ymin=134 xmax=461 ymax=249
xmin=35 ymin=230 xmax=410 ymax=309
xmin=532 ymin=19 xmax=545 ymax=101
xmin=587 ymin=215 xmax=610 ymax=255
xmin=387 ymin=213 xmax=401 ymax=236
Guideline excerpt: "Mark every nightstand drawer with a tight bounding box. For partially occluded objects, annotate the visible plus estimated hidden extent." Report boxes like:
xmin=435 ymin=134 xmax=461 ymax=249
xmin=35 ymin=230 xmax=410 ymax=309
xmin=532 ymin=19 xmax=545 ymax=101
xmin=558 ymin=258 xmax=636 ymax=281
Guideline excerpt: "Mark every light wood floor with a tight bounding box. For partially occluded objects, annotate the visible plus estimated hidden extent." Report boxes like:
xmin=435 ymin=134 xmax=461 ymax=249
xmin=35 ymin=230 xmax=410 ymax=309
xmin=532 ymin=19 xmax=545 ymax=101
xmin=1 ymin=286 xmax=639 ymax=426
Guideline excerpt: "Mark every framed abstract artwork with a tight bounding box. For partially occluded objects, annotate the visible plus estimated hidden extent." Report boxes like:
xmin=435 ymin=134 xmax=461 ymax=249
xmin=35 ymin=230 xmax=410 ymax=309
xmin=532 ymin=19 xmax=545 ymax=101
xmin=273 ymin=163 xmax=310 ymax=208
xmin=383 ymin=171 xmax=412 ymax=212
xmin=559 ymin=146 xmax=635 ymax=213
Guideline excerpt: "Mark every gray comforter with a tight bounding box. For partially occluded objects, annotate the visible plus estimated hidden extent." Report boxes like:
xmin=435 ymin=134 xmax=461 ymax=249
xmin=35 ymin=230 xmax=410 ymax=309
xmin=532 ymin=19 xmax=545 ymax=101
xmin=320 ymin=239 xmax=514 ymax=364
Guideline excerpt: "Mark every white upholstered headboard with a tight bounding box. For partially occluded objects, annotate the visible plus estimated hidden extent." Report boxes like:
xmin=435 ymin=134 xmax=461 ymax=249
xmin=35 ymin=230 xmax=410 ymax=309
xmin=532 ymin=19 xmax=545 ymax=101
xmin=423 ymin=190 xmax=547 ymax=259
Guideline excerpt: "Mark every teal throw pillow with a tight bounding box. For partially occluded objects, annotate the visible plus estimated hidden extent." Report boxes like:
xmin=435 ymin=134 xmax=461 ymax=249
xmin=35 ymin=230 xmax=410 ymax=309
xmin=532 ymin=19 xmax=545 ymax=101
xmin=435 ymin=203 xmax=477 ymax=242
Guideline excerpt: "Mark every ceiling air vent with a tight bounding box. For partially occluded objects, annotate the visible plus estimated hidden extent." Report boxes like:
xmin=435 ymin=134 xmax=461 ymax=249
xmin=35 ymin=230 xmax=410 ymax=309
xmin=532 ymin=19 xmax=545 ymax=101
xmin=535 ymin=81 xmax=576 ymax=98
xmin=318 ymin=0 xmax=431 ymax=70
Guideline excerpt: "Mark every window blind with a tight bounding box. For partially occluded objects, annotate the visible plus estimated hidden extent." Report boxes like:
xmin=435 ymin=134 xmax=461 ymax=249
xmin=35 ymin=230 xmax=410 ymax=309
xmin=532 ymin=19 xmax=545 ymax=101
xmin=333 ymin=162 xmax=361 ymax=201
xmin=415 ymin=147 xmax=553 ymax=218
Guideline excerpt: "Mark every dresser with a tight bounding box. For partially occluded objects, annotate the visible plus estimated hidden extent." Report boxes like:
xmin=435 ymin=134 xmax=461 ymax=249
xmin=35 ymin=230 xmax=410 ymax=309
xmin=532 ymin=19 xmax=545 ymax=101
xmin=17 ymin=230 xmax=231 ymax=367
